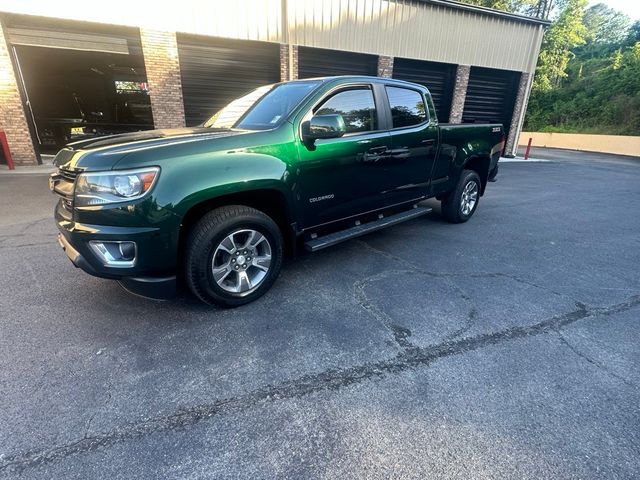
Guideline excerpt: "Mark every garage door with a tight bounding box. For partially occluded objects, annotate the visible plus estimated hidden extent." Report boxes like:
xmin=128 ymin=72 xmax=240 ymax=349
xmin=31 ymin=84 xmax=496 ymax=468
xmin=392 ymin=58 xmax=455 ymax=123
xmin=462 ymin=67 xmax=520 ymax=137
xmin=177 ymin=35 xmax=280 ymax=126
xmin=298 ymin=46 xmax=378 ymax=79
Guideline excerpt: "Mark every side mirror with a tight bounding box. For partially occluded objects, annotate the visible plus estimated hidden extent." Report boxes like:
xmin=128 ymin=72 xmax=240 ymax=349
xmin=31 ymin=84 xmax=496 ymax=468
xmin=301 ymin=114 xmax=346 ymax=143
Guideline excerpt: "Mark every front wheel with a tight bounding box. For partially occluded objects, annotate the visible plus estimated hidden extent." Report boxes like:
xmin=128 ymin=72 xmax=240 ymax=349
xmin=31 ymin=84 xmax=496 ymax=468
xmin=440 ymin=169 xmax=481 ymax=223
xmin=185 ymin=205 xmax=283 ymax=307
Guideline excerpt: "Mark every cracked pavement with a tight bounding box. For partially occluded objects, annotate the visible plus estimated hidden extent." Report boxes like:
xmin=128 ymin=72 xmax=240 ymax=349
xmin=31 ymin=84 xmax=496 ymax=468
xmin=1 ymin=148 xmax=639 ymax=479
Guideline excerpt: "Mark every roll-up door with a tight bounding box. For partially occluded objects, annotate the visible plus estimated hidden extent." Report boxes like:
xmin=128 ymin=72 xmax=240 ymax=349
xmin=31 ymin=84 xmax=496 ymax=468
xmin=177 ymin=34 xmax=280 ymax=126
xmin=298 ymin=46 xmax=378 ymax=78
xmin=462 ymin=67 xmax=521 ymax=137
xmin=392 ymin=58 xmax=455 ymax=123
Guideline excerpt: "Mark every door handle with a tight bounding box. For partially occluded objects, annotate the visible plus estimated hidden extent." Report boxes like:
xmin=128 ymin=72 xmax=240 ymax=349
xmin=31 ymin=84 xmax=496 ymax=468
xmin=421 ymin=139 xmax=436 ymax=146
xmin=367 ymin=146 xmax=388 ymax=154
xmin=389 ymin=147 xmax=411 ymax=160
xmin=362 ymin=146 xmax=389 ymax=163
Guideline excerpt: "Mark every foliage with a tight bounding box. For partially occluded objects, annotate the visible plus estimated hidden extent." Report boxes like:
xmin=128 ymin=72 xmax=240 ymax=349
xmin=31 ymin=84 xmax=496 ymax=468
xmin=626 ymin=21 xmax=640 ymax=46
xmin=460 ymin=0 xmax=638 ymax=134
xmin=525 ymin=44 xmax=640 ymax=135
xmin=583 ymin=3 xmax=631 ymax=45
xmin=461 ymin=0 xmax=555 ymax=18
xmin=533 ymin=0 xmax=588 ymax=92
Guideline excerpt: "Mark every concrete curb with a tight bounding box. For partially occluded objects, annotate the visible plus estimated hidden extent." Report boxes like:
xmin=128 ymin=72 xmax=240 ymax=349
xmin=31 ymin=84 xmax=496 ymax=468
xmin=500 ymin=157 xmax=550 ymax=163
xmin=0 ymin=165 xmax=56 ymax=175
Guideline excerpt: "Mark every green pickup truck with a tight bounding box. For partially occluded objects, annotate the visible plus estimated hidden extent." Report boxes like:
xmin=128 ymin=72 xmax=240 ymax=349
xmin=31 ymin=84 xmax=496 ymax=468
xmin=51 ymin=76 xmax=504 ymax=307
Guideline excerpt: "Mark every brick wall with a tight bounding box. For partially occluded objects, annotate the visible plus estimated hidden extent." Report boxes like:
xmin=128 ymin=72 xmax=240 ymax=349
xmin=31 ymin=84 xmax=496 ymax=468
xmin=0 ymin=20 xmax=37 ymax=165
xmin=505 ymin=72 xmax=532 ymax=157
xmin=140 ymin=29 xmax=186 ymax=129
xmin=377 ymin=56 xmax=394 ymax=78
xmin=279 ymin=44 xmax=298 ymax=81
xmin=448 ymin=65 xmax=470 ymax=124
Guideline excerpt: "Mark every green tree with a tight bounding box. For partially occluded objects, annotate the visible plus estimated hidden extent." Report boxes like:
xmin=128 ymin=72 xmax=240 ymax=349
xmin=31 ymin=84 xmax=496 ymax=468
xmin=460 ymin=0 xmax=555 ymax=18
xmin=626 ymin=21 xmax=640 ymax=46
xmin=533 ymin=0 xmax=588 ymax=92
xmin=583 ymin=3 xmax=631 ymax=45
xmin=611 ymin=49 xmax=623 ymax=69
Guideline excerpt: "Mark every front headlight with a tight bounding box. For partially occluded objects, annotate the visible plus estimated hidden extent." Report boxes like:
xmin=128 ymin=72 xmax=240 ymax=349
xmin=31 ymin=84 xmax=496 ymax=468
xmin=75 ymin=167 xmax=160 ymax=206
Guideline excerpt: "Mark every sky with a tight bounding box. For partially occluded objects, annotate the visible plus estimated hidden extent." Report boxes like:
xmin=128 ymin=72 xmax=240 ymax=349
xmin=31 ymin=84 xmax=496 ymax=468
xmin=590 ymin=0 xmax=640 ymax=21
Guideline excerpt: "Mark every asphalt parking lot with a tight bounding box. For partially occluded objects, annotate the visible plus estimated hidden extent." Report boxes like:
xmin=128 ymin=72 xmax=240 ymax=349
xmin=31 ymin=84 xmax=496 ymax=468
xmin=1 ymin=148 xmax=639 ymax=479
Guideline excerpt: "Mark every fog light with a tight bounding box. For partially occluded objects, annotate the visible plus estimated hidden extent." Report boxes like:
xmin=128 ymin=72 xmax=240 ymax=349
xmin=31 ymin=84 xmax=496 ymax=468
xmin=118 ymin=242 xmax=136 ymax=261
xmin=89 ymin=241 xmax=137 ymax=267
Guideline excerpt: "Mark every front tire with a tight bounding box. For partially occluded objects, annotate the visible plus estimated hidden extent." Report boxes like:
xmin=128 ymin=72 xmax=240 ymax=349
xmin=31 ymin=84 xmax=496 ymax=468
xmin=440 ymin=169 xmax=481 ymax=223
xmin=185 ymin=205 xmax=283 ymax=307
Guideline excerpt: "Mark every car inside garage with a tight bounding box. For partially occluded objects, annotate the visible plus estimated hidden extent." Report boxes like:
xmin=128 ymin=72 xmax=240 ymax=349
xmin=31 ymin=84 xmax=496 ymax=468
xmin=4 ymin=16 xmax=153 ymax=154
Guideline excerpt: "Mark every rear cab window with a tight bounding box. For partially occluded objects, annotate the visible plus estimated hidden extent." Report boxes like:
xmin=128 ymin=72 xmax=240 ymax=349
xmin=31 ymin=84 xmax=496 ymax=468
xmin=385 ymin=86 xmax=427 ymax=128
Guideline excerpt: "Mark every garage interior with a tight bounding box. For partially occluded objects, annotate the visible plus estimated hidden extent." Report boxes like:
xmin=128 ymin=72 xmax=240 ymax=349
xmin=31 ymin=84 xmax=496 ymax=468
xmin=3 ymin=16 xmax=153 ymax=154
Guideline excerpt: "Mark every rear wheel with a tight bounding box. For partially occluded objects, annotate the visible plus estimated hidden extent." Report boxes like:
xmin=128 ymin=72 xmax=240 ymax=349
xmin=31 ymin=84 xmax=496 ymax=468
xmin=185 ymin=205 xmax=283 ymax=307
xmin=440 ymin=169 xmax=481 ymax=223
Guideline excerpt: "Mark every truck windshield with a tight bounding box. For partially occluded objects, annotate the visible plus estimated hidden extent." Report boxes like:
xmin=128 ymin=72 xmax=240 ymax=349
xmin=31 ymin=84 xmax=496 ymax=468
xmin=204 ymin=81 xmax=321 ymax=130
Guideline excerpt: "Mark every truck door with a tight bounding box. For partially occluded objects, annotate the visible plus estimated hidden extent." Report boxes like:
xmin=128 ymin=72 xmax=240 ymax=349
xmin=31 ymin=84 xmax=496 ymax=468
xmin=296 ymin=84 xmax=392 ymax=229
xmin=382 ymin=85 xmax=438 ymax=198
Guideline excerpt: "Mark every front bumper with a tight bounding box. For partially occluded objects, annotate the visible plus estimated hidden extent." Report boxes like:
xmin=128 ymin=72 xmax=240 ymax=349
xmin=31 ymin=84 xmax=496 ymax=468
xmin=55 ymin=201 xmax=178 ymax=299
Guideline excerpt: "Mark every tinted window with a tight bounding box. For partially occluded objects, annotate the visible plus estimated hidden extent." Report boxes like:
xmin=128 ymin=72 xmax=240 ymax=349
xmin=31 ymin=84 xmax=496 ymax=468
xmin=386 ymin=86 xmax=427 ymax=128
xmin=205 ymin=81 xmax=320 ymax=130
xmin=314 ymin=88 xmax=377 ymax=133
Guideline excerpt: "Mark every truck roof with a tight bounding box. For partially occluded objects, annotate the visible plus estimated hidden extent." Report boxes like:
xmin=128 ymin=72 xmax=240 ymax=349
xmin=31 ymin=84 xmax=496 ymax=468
xmin=285 ymin=75 xmax=431 ymax=92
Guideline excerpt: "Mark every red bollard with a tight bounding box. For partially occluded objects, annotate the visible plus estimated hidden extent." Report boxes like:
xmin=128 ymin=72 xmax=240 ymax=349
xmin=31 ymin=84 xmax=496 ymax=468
xmin=524 ymin=137 xmax=532 ymax=160
xmin=0 ymin=130 xmax=15 ymax=170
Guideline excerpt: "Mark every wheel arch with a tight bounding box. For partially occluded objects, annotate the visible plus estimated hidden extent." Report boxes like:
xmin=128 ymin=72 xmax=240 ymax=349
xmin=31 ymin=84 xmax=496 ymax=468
xmin=462 ymin=155 xmax=491 ymax=195
xmin=178 ymin=187 xmax=294 ymax=254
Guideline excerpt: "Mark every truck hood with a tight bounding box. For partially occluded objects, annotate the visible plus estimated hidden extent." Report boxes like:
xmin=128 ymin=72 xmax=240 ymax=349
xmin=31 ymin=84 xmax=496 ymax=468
xmin=54 ymin=127 xmax=258 ymax=171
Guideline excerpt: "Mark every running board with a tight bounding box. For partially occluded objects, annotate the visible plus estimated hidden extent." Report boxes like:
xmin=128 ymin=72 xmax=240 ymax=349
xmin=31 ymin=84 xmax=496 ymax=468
xmin=304 ymin=205 xmax=432 ymax=252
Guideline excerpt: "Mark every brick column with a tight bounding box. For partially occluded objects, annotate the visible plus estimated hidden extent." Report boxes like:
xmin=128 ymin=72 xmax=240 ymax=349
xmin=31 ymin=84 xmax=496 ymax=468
xmin=448 ymin=65 xmax=470 ymax=124
xmin=377 ymin=55 xmax=394 ymax=78
xmin=280 ymin=44 xmax=298 ymax=81
xmin=504 ymin=72 xmax=533 ymax=157
xmin=140 ymin=29 xmax=186 ymax=129
xmin=0 ymin=21 xmax=38 ymax=165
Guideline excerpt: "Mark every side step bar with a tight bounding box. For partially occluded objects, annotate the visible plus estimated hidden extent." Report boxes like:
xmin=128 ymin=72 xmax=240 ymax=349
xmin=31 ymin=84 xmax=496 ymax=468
xmin=304 ymin=205 xmax=432 ymax=252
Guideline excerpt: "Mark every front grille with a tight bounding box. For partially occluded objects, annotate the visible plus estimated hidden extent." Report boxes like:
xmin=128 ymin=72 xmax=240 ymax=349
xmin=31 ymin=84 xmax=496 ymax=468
xmin=53 ymin=167 xmax=79 ymax=212
xmin=59 ymin=168 xmax=78 ymax=182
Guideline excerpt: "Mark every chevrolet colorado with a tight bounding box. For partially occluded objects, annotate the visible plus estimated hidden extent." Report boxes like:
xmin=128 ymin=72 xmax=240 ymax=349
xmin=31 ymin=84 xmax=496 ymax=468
xmin=50 ymin=76 xmax=504 ymax=307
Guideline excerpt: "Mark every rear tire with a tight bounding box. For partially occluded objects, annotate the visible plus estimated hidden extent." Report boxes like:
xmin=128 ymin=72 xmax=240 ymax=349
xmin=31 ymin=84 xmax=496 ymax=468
xmin=185 ymin=205 xmax=283 ymax=307
xmin=488 ymin=164 xmax=499 ymax=182
xmin=440 ymin=169 xmax=481 ymax=223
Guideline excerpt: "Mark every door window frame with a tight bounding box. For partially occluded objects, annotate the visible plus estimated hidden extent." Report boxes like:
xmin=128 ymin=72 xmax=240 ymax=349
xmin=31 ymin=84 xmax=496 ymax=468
xmin=378 ymin=84 xmax=433 ymax=132
xmin=298 ymin=82 xmax=389 ymax=141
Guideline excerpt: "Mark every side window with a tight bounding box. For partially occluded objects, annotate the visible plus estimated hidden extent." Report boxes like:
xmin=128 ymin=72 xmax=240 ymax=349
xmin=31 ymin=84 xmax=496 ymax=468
xmin=386 ymin=86 xmax=427 ymax=128
xmin=314 ymin=88 xmax=377 ymax=133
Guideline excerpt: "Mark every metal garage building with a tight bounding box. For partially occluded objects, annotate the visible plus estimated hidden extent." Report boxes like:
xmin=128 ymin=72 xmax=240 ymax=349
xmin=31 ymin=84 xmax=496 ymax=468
xmin=0 ymin=0 xmax=548 ymax=165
